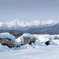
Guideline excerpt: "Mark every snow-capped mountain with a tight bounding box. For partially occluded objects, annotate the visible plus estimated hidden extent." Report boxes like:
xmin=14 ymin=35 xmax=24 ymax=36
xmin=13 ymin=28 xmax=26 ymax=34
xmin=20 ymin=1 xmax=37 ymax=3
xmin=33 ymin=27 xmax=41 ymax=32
xmin=0 ymin=19 xmax=58 ymax=30
xmin=30 ymin=20 xmax=57 ymax=26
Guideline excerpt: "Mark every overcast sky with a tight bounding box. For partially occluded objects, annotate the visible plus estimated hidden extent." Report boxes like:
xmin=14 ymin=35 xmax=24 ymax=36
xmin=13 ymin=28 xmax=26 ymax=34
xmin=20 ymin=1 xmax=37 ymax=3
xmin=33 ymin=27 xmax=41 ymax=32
xmin=0 ymin=0 xmax=59 ymax=22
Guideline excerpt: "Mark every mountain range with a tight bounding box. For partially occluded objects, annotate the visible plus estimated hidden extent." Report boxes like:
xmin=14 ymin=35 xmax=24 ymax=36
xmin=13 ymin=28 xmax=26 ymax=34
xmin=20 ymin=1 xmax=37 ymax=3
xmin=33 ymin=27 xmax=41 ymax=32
xmin=0 ymin=19 xmax=59 ymax=34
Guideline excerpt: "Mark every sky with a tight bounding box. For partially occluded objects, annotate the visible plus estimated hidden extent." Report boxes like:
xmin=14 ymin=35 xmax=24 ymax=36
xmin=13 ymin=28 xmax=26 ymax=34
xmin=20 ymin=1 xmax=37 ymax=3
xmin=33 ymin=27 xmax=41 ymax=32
xmin=0 ymin=0 xmax=59 ymax=22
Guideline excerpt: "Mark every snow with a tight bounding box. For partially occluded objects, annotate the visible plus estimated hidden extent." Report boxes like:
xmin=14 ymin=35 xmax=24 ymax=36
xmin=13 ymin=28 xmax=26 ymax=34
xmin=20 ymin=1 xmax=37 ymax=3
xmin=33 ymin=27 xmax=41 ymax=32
xmin=20 ymin=33 xmax=37 ymax=39
xmin=0 ymin=33 xmax=59 ymax=59
xmin=30 ymin=20 xmax=57 ymax=26
xmin=34 ymin=34 xmax=50 ymax=42
xmin=42 ymin=20 xmax=57 ymax=25
xmin=0 ymin=33 xmax=15 ymax=40
xmin=16 ymin=33 xmax=38 ymax=43
xmin=0 ymin=44 xmax=10 ymax=52
xmin=15 ymin=34 xmax=59 ymax=47
xmin=16 ymin=36 xmax=21 ymax=42
xmin=0 ymin=33 xmax=20 ymax=47
xmin=0 ymin=22 xmax=3 ymax=27
xmin=34 ymin=34 xmax=59 ymax=44
xmin=0 ymin=19 xmax=57 ymax=29
xmin=0 ymin=45 xmax=59 ymax=59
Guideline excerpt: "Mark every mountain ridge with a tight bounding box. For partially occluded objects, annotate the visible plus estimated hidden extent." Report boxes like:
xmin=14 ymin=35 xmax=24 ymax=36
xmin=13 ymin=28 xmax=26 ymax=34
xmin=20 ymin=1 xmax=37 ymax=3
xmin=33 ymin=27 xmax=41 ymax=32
xmin=0 ymin=19 xmax=58 ymax=30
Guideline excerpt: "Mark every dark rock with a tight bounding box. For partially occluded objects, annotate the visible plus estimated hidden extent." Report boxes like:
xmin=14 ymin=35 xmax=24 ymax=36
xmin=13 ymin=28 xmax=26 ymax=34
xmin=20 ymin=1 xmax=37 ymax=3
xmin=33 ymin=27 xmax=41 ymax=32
xmin=45 ymin=41 xmax=49 ymax=46
xmin=0 ymin=38 xmax=15 ymax=48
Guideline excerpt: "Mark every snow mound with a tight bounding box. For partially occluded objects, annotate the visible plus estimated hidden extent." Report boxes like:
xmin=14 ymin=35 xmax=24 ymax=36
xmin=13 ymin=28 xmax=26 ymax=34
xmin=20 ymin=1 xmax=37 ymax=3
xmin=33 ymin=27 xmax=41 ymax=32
xmin=0 ymin=44 xmax=10 ymax=52
xmin=34 ymin=34 xmax=50 ymax=42
xmin=34 ymin=34 xmax=59 ymax=45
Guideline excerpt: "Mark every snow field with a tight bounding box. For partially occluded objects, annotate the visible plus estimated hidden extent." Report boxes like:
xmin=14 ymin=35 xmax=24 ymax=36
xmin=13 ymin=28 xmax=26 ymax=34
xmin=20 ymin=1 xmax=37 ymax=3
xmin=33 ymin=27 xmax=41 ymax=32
xmin=0 ymin=45 xmax=59 ymax=59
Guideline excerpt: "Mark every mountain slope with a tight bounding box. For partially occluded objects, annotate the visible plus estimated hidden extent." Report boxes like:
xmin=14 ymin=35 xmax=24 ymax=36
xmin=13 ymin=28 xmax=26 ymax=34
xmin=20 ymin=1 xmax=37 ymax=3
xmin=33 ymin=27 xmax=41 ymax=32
xmin=40 ymin=23 xmax=59 ymax=34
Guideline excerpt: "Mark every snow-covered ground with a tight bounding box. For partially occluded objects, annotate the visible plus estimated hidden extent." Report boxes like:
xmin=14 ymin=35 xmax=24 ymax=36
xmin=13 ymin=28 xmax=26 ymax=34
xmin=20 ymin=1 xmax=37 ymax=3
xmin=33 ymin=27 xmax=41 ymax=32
xmin=0 ymin=45 xmax=59 ymax=59
xmin=0 ymin=33 xmax=59 ymax=59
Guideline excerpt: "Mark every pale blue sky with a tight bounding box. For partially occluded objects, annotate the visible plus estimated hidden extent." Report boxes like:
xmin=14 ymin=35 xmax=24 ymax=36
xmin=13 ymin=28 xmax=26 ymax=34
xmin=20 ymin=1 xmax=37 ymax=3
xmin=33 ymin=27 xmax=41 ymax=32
xmin=0 ymin=0 xmax=59 ymax=22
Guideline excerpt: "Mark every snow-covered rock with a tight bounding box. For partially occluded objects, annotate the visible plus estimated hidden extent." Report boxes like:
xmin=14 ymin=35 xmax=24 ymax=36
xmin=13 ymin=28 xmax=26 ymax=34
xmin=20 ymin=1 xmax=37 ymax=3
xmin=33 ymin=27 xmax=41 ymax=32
xmin=0 ymin=33 xmax=20 ymax=48
xmin=16 ymin=33 xmax=37 ymax=45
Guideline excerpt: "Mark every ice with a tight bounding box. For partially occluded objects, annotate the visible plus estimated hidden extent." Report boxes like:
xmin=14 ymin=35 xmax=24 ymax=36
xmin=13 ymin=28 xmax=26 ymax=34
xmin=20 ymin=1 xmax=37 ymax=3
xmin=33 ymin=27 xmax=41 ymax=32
xmin=0 ymin=33 xmax=59 ymax=59
xmin=20 ymin=33 xmax=38 ymax=40
xmin=0 ymin=32 xmax=15 ymax=40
